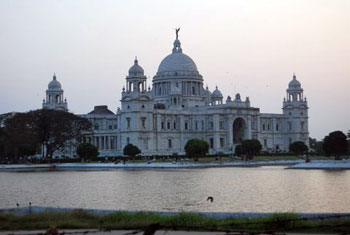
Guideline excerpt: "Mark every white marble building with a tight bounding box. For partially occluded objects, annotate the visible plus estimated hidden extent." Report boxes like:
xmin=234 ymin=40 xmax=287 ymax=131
xmin=43 ymin=34 xmax=309 ymax=157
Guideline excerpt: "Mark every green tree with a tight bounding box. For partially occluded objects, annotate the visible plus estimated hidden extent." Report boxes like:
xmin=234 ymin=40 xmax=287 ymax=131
xmin=289 ymin=141 xmax=309 ymax=155
xmin=76 ymin=143 xmax=99 ymax=160
xmin=323 ymin=131 xmax=348 ymax=160
xmin=184 ymin=139 xmax=209 ymax=161
xmin=3 ymin=113 xmax=39 ymax=160
xmin=123 ymin=143 xmax=141 ymax=158
xmin=4 ymin=109 xmax=91 ymax=158
xmin=241 ymin=139 xmax=262 ymax=159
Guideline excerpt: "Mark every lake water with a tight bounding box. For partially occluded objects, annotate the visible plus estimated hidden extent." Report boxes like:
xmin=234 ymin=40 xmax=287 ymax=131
xmin=1 ymin=166 xmax=350 ymax=213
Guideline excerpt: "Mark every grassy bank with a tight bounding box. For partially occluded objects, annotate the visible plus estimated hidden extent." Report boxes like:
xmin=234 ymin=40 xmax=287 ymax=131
xmin=1 ymin=210 xmax=350 ymax=233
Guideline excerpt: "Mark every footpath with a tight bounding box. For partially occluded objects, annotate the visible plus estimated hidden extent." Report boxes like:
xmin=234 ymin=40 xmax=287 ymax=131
xmin=1 ymin=159 xmax=350 ymax=171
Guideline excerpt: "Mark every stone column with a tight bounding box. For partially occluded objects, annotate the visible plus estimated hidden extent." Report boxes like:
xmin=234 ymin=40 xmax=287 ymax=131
xmin=227 ymin=115 xmax=234 ymax=150
xmin=213 ymin=114 xmax=220 ymax=150
xmin=246 ymin=117 xmax=252 ymax=139
xmin=179 ymin=115 xmax=184 ymax=151
xmin=156 ymin=114 xmax=162 ymax=151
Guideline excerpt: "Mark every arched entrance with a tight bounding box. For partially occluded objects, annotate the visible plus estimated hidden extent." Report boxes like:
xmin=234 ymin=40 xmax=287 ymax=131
xmin=233 ymin=118 xmax=246 ymax=144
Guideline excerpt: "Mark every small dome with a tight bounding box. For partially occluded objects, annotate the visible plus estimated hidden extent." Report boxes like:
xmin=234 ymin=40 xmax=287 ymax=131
xmin=48 ymin=74 xmax=62 ymax=89
xmin=203 ymin=86 xmax=211 ymax=97
xmin=128 ymin=58 xmax=144 ymax=76
xmin=288 ymin=74 xmax=301 ymax=89
xmin=234 ymin=93 xmax=241 ymax=101
xmin=211 ymin=86 xmax=223 ymax=98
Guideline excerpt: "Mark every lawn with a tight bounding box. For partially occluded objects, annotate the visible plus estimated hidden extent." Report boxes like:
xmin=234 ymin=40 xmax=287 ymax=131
xmin=1 ymin=210 xmax=349 ymax=233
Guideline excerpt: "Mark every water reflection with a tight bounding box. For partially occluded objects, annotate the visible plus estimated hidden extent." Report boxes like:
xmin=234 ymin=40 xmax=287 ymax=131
xmin=1 ymin=167 xmax=350 ymax=213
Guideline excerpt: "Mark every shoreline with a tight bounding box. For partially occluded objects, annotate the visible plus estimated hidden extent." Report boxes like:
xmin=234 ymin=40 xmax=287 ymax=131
xmin=1 ymin=159 xmax=350 ymax=171
xmin=2 ymin=206 xmax=350 ymax=219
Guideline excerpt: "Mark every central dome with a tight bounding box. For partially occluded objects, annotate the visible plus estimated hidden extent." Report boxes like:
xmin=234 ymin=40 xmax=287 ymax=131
xmin=154 ymin=37 xmax=202 ymax=81
xmin=158 ymin=52 xmax=198 ymax=73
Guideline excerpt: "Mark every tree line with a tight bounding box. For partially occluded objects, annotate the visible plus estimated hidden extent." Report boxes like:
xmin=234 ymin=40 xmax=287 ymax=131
xmin=0 ymin=108 xmax=349 ymax=162
xmin=0 ymin=109 xmax=92 ymax=162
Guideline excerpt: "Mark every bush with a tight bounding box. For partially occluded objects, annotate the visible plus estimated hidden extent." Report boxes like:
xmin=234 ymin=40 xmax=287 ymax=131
xmin=289 ymin=141 xmax=308 ymax=155
xmin=76 ymin=143 xmax=99 ymax=159
xmin=123 ymin=144 xmax=141 ymax=157
xmin=184 ymin=139 xmax=209 ymax=161
xmin=241 ymin=139 xmax=262 ymax=158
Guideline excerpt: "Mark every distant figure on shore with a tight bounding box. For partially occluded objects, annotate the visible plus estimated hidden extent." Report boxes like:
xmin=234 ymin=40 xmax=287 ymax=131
xmin=16 ymin=203 xmax=20 ymax=207
xmin=207 ymin=196 xmax=214 ymax=202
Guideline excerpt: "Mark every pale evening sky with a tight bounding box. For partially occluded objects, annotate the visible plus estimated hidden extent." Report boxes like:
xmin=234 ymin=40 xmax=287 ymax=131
xmin=0 ymin=0 xmax=349 ymax=140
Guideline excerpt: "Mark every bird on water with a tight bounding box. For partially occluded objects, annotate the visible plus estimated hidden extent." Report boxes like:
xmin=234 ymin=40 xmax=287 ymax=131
xmin=207 ymin=196 xmax=214 ymax=202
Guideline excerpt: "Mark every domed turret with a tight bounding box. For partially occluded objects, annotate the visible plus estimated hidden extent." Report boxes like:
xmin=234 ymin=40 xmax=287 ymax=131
xmin=128 ymin=58 xmax=144 ymax=76
xmin=48 ymin=74 xmax=62 ymax=90
xmin=211 ymin=86 xmax=223 ymax=98
xmin=288 ymin=73 xmax=301 ymax=89
xmin=43 ymin=73 xmax=68 ymax=111
xmin=285 ymin=73 xmax=305 ymax=102
xmin=211 ymin=86 xmax=223 ymax=105
xmin=125 ymin=58 xmax=148 ymax=93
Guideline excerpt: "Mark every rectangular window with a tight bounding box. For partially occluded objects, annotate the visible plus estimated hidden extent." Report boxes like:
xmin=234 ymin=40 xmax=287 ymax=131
xmin=301 ymin=122 xmax=304 ymax=130
xmin=267 ymin=124 xmax=270 ymax=130
xmin=210 ymin=138 xmax=214 ymax=149
xmin=161 ymin=122 xmax=164 ymax=129
xmin=201 ymin=120 xmax=204 ymax=130
xmin=262 ymin=124 xmax=265 ymax=131
xmin=195 ymin=121 xmax=198 ymax=130
xmin=288 ymin=122 xmax=292 ymax=131
xmin=219 ymin=121 xmax=224 ymax=130
xmin=173 ymin=122 xmax=176 ymax=130
xmin=276 ymin=124 xmax=279 ymax=131
xmin=220 ymin=138 xmax=224 ymax=148
xmin=264 ymin=139 xmax=267 ymax=147
xmin=127 ymin=137 xmax=130 ymax=144
xmin=209 ymin=121 xmax=213 ymax=130
xmin=126 ymin=118 xmax=130 ymax=129
xmin=141 ymin=118 xmax=146 ymax=128
xmin=185 ymin=122 xmax=188 ymax=130
xmin=143 ymin=139 xmax=149 ymax=150
xmin=167 ymin=122 xmax=170 ymax=129
xmin=168 ymin=139 xmax=172 ymax=148
xmin=109 ymin=125 xmax=113 ymax=130
xmin=94 ymin=124 xmax=99 ymax=130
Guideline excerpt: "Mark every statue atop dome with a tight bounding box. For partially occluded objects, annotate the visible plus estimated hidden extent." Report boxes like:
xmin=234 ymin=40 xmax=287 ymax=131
xmin=175 ymin=27 xmax=180 ymax=39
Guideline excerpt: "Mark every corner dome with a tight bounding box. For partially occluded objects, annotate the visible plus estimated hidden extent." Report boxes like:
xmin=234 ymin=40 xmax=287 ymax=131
xmin=211 ymin=86 xmax=223 ymax=98
xmin=128 ymin=58 xmax=144 ymax=76
xmin=288 ymin=74 xmax=301 ymax=89
xmin=48 ymin=74 xmax=62 ymax=89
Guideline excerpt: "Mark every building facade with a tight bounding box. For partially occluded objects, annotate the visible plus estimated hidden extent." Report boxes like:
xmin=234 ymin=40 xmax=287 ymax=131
xmin=43 ymin=34 xmax=309 ymax=157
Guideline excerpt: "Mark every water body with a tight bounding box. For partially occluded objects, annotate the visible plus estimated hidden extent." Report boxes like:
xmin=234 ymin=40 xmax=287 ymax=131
xmin=1 ymin=166 xmax=350 ymax=213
